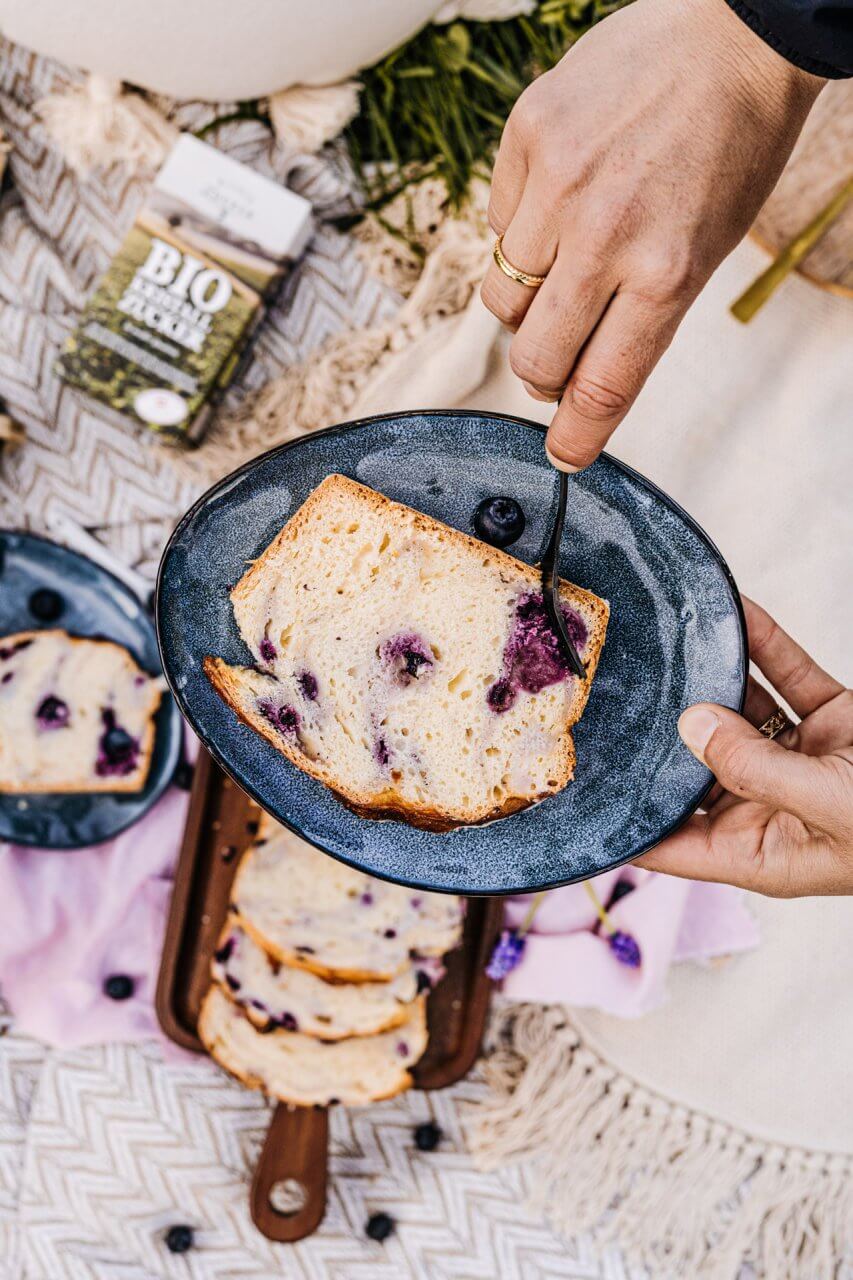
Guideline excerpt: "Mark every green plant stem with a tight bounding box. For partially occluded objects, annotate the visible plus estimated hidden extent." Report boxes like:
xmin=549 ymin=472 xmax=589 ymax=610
xmin=345 ymin=2 xmax=628 ymax=214
xmin=731 ymin=173 xmax=853 ymax=323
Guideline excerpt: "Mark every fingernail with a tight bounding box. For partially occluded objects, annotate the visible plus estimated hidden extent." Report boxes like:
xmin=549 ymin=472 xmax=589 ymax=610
xmin=524 ymin=382 xmax=558 ymax=403
xmin=678 ymin=707 xmax=720 ymax=760
xmin=545 ymin=445 xmax=580 ymax=474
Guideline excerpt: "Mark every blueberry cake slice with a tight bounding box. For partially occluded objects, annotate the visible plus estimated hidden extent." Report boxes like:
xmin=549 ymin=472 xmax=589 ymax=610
xmin=205 ymin=473 xmax=608 ymax=830
xmin=212 ymin=922 xmax=421 ymax=1039
xmin=198 ymin=983 xmax=427 ymax=1106
xmin=0 ymin=630 xmax=164 ymax=794
xmin=231 ymin=819 xmax=464 ymax=981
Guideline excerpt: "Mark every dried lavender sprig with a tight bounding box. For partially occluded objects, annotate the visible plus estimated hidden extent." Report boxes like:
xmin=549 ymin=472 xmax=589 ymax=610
xmin=583 ymin=880 xmax=642 ymax=969
xmin=485 ymin=889 xmax=547 ymax=981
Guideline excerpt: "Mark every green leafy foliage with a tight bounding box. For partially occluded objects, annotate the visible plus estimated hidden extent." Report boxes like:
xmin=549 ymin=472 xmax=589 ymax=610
xmin=344 ymin=1 xmax=628 ymax=210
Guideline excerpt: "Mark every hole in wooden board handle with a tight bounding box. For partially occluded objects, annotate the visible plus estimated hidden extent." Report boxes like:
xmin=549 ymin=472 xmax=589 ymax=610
xmin=250 ymin=1104 xmax=329 ymax=1242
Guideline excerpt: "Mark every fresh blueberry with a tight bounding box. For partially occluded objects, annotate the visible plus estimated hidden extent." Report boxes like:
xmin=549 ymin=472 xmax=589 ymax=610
xmin=365 ymin=1212 xmax=395 ymax=1242
xmin=414 ymin=1121 xmax=442 ymax=1152
xmin=472 ymin=496 xmax=526 ymax=548
xmin=28 ymin=588 xmax=64 ymax=622
xmin=164 ymin=1225 xmax=194 ymax=1254
xmin=104 ymin=974 xmax=134 ymax=1001
xmin=36 ymin=695 xmax=70 ymax=729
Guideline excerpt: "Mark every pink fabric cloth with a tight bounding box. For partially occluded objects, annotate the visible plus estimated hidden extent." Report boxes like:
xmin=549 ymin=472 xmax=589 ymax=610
xmin=502 ymin=867 xmax=760 ymax=1017
xmin=0 ymin=778 xmax=190 ymax=1048
xmin=0 ymin=730 xmax=757 ymax=1047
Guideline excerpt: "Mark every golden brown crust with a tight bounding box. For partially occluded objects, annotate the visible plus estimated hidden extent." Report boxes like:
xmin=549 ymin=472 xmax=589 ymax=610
xmin=231 ymin=473 xmax=609 ymax=727
xmin=212 ymin=921 xmax=411 ymax=1038
xmin=231 ymin=908 xmax=407 ymax=983
xmin=198 ymin=982 xmax=417 ymax=1106
xmin=208 ymin=474 xmax=606 ymax=828
xmin=0 ymin=629 xmax=162 ymax=795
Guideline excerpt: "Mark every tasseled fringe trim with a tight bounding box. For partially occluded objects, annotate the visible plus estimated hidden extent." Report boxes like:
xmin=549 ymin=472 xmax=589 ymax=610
xmin=468 ymin=1005 xmax=852 ymax=1279
xmin=36 ymin=74 xmax=176 ymax=176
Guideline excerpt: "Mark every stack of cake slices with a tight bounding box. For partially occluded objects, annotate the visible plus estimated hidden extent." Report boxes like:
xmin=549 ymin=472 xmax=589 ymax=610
xmin=199 ymin=819 xmax=464 ymax=1106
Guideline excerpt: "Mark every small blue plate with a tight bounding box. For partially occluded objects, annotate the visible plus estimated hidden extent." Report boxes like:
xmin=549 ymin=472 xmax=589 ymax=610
xmin=0 ymin=531 xmax=183 ymax=849
xmin=157 ymin=411 xmax=746 ymax=895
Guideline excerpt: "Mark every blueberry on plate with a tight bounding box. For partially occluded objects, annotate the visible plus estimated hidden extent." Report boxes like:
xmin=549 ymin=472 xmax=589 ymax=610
xmin=472 ymin=496 xmax=526 ymax=549
xmin=164 ymin=1224 xmax=194 ymax=1254
xmin=103 ymin=974 xmax=135 ymax=1001
xmin=365 ymin=1211 xmax=395 ymax=1242
xmin=414 ymin=1121 xmax=442 ymax=1152
xmin=28 ymin=588 xmax=64 ymax=622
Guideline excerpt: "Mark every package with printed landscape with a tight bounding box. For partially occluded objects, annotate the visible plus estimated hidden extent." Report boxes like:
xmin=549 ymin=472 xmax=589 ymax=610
xmin=57 ymin=134 xmax=313 ymax=444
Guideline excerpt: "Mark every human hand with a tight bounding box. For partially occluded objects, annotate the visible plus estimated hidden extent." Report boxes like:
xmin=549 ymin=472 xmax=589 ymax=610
xmin=481 ymin=0 xmax=824 ymax=470
xmin=637 ymin=599 xmax=853 ymax=897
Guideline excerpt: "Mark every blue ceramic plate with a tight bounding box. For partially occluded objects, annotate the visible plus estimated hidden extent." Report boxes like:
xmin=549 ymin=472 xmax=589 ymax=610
xmin=157 ymin=411 xmax=746 ymax=895
xmin=0 ymin=531 xmax=183 ymax=849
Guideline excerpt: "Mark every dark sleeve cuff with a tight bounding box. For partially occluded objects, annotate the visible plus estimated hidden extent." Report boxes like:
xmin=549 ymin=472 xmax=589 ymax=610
xmin=724 ymin=0 xmax=853 ymax=78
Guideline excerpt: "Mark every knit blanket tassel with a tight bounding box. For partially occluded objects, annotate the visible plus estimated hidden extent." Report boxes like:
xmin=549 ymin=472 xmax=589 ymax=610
xmin=469 ymin=1005 xmax=853 ymax=1279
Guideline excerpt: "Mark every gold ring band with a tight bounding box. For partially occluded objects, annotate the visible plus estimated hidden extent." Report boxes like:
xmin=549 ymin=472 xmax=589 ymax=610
xmin=758 ymin=707 xmax=794 ymax=740
xmin=493 ymin=235 xmax=547 ymax=288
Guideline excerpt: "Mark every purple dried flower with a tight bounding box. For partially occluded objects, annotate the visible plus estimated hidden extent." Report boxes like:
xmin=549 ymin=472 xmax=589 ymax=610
xmin=486 ymin=929 xmax=526 ymax=981
xmin=609 ymin=930 xmax=642 ymax=969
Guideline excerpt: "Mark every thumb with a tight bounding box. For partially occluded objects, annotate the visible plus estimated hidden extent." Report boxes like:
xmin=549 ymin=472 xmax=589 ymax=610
xmin=679 ymin=703 xmax=828 ymax=824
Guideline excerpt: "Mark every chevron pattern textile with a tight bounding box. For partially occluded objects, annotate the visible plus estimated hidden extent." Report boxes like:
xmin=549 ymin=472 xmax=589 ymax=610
xmin=0 ymin=38 xmax=637 ymax=1280
xmin=0 ymin=1028 xmax=646 ymax=1280
xmin=0 ymin=40 xmax=397 ymax=573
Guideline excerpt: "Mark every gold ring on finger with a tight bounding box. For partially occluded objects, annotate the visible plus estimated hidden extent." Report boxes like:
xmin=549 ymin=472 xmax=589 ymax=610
xmin=758 ymin=707 xmax=794 ymax=740
xmin=493 ymin=235 xmax=547 ymax=288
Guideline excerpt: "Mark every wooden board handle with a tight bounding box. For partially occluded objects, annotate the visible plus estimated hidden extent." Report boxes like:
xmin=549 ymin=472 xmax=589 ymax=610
xmin=250 ymin=1104 xmax=329 ymax=1242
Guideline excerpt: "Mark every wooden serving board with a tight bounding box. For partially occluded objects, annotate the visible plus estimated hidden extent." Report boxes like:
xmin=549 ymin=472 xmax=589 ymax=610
xmin=156 ymin=748 xmax=503 ymax=1243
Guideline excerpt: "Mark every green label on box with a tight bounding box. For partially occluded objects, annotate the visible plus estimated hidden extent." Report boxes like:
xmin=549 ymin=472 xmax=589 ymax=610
xmin=57 ymin=220 xmax=259 ymax=437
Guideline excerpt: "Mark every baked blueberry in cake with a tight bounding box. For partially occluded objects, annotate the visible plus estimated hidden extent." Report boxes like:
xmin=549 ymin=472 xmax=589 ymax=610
xmin=0 ymin=629 xmax=164 ymax=794
xmin=205 ymin=474 xmax=608 ymax=830
xmin=231 ymin=818 xmax=464 ymax=981
xmin=198 ymin=984 xmax=428 ymax=1107
xmin=211 ymin=921 xmax=420 ymax=1039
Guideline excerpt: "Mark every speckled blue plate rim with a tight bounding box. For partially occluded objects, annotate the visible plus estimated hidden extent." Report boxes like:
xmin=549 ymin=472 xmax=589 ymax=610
xmin=0 ymin=528 xmax=184 ymax=850
xmin=155 ymin=409 xmax=748 ymax=895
